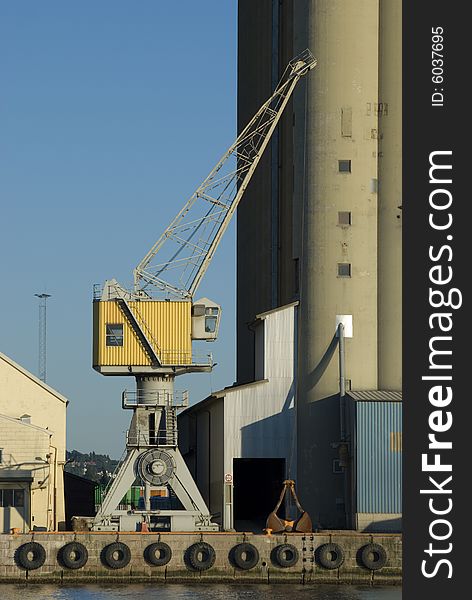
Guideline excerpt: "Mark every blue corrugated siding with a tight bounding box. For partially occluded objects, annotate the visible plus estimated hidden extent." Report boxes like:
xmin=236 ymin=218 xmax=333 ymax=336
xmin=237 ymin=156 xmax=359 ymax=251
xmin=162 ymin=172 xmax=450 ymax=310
xmin=356 ymin=402 xmax=402 ymax=513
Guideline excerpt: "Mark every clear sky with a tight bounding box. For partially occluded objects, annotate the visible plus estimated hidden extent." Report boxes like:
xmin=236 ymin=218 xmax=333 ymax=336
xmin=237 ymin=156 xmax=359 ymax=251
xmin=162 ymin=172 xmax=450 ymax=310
xmin=0 ymin=1 xmax=237 ymax=457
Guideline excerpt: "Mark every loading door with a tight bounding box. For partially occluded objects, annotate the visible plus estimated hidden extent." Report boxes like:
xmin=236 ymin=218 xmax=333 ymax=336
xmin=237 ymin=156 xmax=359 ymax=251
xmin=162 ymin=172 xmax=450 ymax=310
xmin=233 ymin=458 xmax=285 ymax=531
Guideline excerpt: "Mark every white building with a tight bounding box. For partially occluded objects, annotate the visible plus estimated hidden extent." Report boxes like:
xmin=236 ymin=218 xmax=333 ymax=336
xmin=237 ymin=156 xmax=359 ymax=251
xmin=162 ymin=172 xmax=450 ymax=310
xmin=0 ymin=351 xmax=67 ymax=533
xmin=179 ymin=300 xmax=402 ymax=533
xmin=179 ymin=302 xmax=297 ymax=531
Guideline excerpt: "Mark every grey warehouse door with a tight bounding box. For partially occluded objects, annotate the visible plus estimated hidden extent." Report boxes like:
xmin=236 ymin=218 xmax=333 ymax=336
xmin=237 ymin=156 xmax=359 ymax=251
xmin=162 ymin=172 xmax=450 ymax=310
xmin=233 ymin=458 xmax=285 ymax=532
xmin=0 ymin=484 xmax=29 ymax=533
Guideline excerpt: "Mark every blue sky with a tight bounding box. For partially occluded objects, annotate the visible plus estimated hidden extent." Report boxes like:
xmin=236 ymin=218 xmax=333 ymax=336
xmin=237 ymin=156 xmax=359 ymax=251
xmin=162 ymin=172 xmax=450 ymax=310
xmin=0 ymin=1 xmax=237 ymax=457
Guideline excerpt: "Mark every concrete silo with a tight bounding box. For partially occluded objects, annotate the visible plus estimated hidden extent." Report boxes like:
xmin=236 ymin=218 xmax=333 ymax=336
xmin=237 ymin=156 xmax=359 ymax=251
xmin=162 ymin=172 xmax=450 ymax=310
xmin=378 ymin=0 xmax=402 ymax=390
xmin=237 ymin=0 xmax=402 ymax=528
xmin=294 ymin=0 xmax=379 ymax=528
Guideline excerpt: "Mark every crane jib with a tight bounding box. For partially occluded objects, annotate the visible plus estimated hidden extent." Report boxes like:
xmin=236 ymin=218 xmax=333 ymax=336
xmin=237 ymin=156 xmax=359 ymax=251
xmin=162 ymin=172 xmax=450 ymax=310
xmin=134 ymin=49 xmax=317 ymax=299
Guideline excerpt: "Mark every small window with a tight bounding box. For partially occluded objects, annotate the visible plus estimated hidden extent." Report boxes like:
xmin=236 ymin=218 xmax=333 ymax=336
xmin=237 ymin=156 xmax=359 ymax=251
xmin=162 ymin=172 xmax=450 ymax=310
xmin=338 ymin=160 xmax=351 ymax=173
xmin=0 ymin=448 xmax=3 ymax=463
xmin=192 ymin=304 xmax=205 ymax=317
xmin=204 ymin=308 xmax=218 ymax=334
xmin=106 ymin=324 xmax=124 ymax=346
xmin=14 ymin=489 xmax=25 ymax=507
xmin=338 ymin=211 xmax=351 ymax=226
xmin=337 ymin=263 xmax=351 ymax=277
xmin=0 ymin=488 xmax=25 ymax=507
xmin=204 ymin=307 xmax=219 ymax=333
xmin=205 ymin=317 xmax=217 ymax=333
xmin=1 ymin=489 xmax=13 ymax=507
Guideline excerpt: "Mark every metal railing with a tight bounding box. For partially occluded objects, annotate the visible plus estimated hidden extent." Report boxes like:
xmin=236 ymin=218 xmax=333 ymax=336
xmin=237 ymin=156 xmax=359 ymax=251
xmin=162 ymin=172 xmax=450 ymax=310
xmin=93 ymin=282 xmax=185 ymax=302
xmin=160 ymin=350 xmax=213 ymax=366
xmin=122 ymin=389 xmax=189 ymax=409
xmin=126 ymin=429 xmax=177 ymax=447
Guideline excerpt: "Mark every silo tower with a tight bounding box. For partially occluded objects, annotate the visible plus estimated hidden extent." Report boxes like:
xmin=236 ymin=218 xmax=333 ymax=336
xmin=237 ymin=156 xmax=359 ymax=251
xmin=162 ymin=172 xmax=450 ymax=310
xmin=237 ymin=0 xmax=402 ymax=528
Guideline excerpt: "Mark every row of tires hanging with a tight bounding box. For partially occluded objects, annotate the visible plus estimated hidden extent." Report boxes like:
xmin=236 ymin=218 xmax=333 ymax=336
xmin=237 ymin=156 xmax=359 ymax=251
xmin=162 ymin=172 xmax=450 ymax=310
xmin=14 ymin=540 xmax=388 ymax=572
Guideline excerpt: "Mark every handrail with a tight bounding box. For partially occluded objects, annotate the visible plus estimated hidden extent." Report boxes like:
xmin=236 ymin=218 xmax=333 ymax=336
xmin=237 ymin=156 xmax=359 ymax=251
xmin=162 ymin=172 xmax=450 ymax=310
xmin=126 ymin=429 xmax=177 ymax=447
xmin=122 ymin=389 xmax=189 ymax=409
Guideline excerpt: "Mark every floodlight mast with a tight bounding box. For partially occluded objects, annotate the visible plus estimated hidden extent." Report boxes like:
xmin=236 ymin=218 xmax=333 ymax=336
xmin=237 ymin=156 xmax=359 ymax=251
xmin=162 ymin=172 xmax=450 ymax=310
xmin=133 ymin=49 xmax=317 ymax=299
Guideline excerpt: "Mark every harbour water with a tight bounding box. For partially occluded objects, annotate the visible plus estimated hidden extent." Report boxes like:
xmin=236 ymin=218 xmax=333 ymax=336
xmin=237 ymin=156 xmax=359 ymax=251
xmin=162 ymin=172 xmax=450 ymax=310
xmin=0 ymin=584 xmax=401 ymax=600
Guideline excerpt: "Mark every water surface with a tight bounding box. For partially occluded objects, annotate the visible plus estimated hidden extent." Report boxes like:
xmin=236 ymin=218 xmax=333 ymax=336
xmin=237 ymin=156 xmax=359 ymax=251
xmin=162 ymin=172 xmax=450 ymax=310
xmin=1 ymin=583 xmax=401 ymax=600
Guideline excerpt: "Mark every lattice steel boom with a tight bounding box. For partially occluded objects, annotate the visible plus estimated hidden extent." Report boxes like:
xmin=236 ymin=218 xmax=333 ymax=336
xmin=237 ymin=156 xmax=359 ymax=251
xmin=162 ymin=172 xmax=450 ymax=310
xmin=35 ymin=293 xmax=51 ymax=383
xmin=134 ymin=49 xmax=317 ymax=299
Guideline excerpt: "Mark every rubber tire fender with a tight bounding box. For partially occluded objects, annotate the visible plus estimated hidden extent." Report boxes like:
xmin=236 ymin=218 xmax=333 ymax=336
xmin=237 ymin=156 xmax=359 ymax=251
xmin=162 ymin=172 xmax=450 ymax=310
xmin=273 ymin=543 xmax=299 ymax=568
xmin=144 ymin=542 xmax=172 ymax=567
xmin=360 ymin=543 xmax=387 ymax=570
xmin=231 ymin=542 xmax=260 ymax=570
xmin=101 ymin=542 xmax=131 ymax=569
xmin=16 ymin=542 xmax=46 ymax=570
xmin=59 ymin=542 xmax=88 ymax=569
xmin=317 ymin=542 xmax=345 ymax=570
xmin=187 ymin=542 xmax=216 ymax=571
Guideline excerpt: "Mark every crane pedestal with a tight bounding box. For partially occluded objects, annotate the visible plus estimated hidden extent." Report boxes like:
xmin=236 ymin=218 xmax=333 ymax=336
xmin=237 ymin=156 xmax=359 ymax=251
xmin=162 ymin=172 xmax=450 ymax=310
xmin=92 ymin=375 xmax=218 ymax=532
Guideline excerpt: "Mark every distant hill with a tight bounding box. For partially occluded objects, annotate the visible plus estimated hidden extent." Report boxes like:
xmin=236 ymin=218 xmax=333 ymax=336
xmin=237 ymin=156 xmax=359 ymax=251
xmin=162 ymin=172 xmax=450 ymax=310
xmin=65 ymin=450 xmax=118 ymax=485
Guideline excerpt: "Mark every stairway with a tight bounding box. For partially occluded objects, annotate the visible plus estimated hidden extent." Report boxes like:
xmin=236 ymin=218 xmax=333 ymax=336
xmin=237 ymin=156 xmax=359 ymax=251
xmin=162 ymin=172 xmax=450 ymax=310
xmin=165 ymin=407 xmax=178 ymax=446
xmin=116 ymin=298 xmax=161 ymax=366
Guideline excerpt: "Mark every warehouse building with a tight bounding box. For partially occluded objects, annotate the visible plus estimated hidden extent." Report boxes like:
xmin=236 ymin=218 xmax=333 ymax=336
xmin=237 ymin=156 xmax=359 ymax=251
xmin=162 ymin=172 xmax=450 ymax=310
xmin=179 ymin=302 xmax=297 ymax=531
xmin=180 ymin=303 xmax=402 ymax=532
xmin=0 ymin=351 xmax=67 ymax=533
xmin=347 ymin=392 xmax=402 ymax=532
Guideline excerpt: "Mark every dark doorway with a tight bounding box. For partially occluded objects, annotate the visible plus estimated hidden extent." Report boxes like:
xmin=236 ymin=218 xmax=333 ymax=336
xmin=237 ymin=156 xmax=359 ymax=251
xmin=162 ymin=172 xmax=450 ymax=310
xmin=64 ymin=472 xmax=96 ymax=530
xmin=233 ymin=457 xmax=285 ymax=532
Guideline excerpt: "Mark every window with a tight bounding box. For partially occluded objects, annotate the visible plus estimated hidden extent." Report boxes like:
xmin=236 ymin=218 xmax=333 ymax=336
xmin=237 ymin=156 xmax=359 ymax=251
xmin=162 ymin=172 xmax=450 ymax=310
xmin=337 ymin=263 xmax=351 ymax=277
xmin=0 ymin=488 xmax=25 ymax=507
xmin=204 ymin=307 xmax=219 ymax=334
xmin=192 ymin=304 xmax=205 ymax=317
xmin=0 ymin=489 xmax=13 ymax=507
xmin=106 ymin=324 xmax=124 ymax=346
xmin=14 ymin=489 xmax=25 ymax=507
xmin=338 ymin=211 xmax=351 ymax=226
xmin=0 ymin=448 xmax=3 ymax=463
xmin=338 ymin=160 xmax=351 ymax=173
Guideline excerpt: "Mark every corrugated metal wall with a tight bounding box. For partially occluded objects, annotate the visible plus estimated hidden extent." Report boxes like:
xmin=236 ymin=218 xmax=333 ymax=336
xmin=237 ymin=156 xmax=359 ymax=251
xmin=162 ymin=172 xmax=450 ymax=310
xmin=93 ymin=300 xmax=192 ymax=367
xmin=356 ymin=401 xmax=402 ymax=513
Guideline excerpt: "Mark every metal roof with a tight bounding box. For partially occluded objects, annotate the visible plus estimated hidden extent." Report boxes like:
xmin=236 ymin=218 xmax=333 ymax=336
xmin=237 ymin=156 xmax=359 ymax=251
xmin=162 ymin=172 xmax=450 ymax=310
xmin=348 ymin=390 xmax=402 ymax=402
xmin=256 ymin=301 xmax=299 ymax=320
xmin=0 ymin=470 xmax=33 ymax=482
xmin=179 ymin=379 xmax=269 ymax=416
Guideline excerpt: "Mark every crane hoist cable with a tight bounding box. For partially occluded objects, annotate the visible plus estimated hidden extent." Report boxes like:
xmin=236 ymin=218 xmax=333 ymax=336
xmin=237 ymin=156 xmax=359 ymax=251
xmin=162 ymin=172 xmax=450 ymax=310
xmin=133 ymin=49 xmax=317 ymax=299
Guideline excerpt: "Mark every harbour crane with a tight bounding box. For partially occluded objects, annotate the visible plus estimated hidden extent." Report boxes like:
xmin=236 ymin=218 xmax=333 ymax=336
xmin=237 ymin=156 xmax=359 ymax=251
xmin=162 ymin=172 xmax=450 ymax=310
xmin=91 ymin=49 xmax=317 ymax=532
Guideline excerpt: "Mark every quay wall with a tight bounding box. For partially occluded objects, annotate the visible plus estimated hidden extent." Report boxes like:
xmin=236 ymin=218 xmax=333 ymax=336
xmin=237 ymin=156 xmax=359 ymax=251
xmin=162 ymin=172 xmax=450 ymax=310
xmin=0 ymin=531 xmax=401 ymax=585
